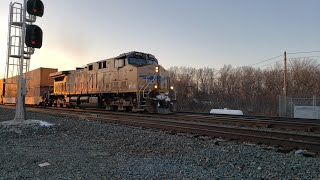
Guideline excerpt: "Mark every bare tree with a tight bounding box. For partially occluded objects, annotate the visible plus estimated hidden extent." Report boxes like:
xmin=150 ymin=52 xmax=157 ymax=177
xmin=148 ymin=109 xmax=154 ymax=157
xmin=168 ymin=58 xmax=320 ymax=116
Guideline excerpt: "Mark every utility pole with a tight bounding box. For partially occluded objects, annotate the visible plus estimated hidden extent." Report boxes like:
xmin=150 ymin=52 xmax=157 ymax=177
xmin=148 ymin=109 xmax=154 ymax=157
xmin=283 ymin=51 xmax=287 ymax=117
xmin=284 ymin=51 xmax=287 ymax=97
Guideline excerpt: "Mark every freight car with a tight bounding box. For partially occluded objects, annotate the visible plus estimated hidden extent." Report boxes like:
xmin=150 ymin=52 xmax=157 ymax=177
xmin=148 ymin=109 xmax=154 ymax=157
xmin=49 ymin=51 xmax=176 ymax=113
xmin=0 ymin=67 xmax=58 ymax=105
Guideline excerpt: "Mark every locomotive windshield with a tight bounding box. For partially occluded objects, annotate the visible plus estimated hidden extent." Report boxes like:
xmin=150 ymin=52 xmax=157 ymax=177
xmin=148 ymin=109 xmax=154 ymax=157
xmin=129 ymin=57 xmax=158 ymax=66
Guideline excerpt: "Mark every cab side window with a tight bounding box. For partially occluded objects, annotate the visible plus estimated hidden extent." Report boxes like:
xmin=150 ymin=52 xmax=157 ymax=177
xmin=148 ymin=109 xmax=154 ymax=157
xmin=115 ymin=59 xmax=125 ymax=69
xmin=88 ymin=65 xmax=93 ymax=71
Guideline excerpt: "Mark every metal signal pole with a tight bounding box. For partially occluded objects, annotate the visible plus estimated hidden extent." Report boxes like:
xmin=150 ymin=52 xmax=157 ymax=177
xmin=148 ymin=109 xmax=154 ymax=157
xmin=14 ymin=0 xmax=27 ymax=122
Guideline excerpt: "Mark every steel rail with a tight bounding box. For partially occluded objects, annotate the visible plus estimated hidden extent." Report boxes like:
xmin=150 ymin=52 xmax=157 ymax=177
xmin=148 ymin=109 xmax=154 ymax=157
xmin=75 ymin=113 xmax=320 ymax=153
xmin=43 ymin=107 xmax=320 ymax=133
xmin=2 ymin=105 xmax=319 ymax=133
xmin=2 ymin=105 xmax=319 ymax=153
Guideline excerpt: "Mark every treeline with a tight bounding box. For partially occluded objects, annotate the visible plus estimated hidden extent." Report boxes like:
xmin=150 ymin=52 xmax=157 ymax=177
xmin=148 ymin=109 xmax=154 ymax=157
xmin=168 ymin=58 xmax=320 ymax=116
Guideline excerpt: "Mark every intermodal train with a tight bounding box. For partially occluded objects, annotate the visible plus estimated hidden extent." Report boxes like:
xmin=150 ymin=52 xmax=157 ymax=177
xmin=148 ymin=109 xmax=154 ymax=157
xmin=48 ymin=51 xmax=176 ymax=113
xmin=0 ymin=67 xmax=57 ymax=105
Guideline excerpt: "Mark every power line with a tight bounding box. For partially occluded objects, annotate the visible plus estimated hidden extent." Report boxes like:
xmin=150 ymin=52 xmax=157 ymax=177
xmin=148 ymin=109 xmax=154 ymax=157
xmin=288 ymin=56 xmax=320 ymax=59
xmin=257 ymin=56 xmax=320 ymax=69
xmin=287 ymin=51 xmax=320 ymax=55
xmin=257 ymin=59 xmax=283 ymax=68
xmin=257 ymin=56 xmax=320 ymax=68
xmin=248 ymin=51 xmax=320 ymax=67
xmin=249 ymin=54 xmax=283 ymax=66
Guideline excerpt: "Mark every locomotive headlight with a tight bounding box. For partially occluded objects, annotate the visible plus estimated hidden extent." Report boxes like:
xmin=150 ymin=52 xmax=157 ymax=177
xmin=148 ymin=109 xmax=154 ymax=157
xmin=154 ymin=85 xmax=158 ymax=89
xmin=170 ymin=86 xmax=174 ymax=90
xmin=155 ymin=66 xmax=159 ymax=73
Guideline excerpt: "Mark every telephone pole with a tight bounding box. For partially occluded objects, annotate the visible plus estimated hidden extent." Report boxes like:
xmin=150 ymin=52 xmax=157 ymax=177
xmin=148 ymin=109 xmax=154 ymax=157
xmin=284 ymin=51 xmax=287 ymax=97
xmin=283 ymin=51 xmax=287 ymax=117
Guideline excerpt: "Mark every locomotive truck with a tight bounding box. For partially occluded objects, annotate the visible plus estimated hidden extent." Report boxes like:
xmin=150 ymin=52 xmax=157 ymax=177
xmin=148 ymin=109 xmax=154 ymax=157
xmin=49 ymin=51 xmax=176 ymax=114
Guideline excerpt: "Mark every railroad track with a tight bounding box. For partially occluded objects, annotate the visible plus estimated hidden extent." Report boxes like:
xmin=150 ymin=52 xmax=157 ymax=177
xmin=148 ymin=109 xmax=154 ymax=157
xmin=173 ymin=113 xmax=320 ymax=133
xmin=34 ymin=106 xmax=320 ymax=133
xmin=2 ymin=105 xmax=320 ymax=153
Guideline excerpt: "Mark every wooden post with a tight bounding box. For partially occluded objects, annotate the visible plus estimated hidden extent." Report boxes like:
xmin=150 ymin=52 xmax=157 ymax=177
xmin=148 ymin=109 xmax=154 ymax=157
xmin=283 ymin=51 xmax=287 ymax=117
xmin=284 ymin=51 xmax=287 ymax=97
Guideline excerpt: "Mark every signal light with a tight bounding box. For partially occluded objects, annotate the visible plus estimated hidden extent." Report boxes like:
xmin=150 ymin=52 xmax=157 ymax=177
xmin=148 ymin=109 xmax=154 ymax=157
xmin=27 ymin=0 xmax=44 ymax=17
xmin=155 ymin=66 xmax=159 ymax=73
xmin=25 ymin=0 xmax=44 ymax=49
xmin=154 ymin=85 xmax=158 ymax=89
xmin=170 ymin=86 xmax=174 ymax=90
xmin=25 ymin=25 xmax=43 ymax=49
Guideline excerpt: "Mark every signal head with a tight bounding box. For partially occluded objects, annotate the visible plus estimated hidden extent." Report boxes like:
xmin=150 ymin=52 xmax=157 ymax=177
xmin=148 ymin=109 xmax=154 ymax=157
xmin=25 ymin=25 xmax=43 ymax=49
xmin=27 ymin=0 xmax=44 ymax=17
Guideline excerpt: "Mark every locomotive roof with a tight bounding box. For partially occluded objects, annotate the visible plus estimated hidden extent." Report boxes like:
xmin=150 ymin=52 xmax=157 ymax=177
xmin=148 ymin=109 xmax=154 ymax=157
xmin=91 ymin=51 xmax=157 ymax=64
xmin=50 ymin=52 xmax=158 ymax=77
xmin=50 ymin=71 xmax=70 ymax=78
xmin=115 ymin=51 xmax=156 ymax=59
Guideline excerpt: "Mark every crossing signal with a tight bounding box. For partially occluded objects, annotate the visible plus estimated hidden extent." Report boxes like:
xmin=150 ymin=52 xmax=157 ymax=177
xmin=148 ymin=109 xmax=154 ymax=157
xmin=27 ymin=0 xmax=44 ymax=17
xmin=25 ymin=25 xmax=43 ymax=48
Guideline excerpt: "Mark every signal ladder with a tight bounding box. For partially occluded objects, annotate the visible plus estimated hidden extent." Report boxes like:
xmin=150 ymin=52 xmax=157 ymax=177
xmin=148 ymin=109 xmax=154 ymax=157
xmin=4 ymin=2 xmax=36 ymax=84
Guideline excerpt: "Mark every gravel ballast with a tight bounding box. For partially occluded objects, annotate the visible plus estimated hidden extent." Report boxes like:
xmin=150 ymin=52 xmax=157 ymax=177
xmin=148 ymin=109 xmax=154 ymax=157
xmin=0 ymin=106 xmax=320 ymax=179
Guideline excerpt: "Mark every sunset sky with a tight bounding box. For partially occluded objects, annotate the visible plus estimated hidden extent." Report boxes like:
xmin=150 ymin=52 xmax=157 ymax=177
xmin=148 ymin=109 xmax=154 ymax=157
xmin=0 ymin=0 xmax=319 ymax=78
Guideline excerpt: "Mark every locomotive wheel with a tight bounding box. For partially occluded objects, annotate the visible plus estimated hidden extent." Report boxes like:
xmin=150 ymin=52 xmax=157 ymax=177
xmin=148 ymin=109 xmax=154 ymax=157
xmin=157 ymin=102 xmax=176 ymax=114
xmin=145 ymin=99 xmax=157 ymax=113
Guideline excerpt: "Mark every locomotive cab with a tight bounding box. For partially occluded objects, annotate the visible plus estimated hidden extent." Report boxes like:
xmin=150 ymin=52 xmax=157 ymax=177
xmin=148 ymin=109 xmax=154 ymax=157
xmin=124 ymin=52 xmax=176 ymax=113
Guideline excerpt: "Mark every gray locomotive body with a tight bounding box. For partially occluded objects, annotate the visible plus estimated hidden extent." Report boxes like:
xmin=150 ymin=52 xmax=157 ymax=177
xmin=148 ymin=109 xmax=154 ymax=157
xmin=49 ymin=52 xmax=176 ymax=113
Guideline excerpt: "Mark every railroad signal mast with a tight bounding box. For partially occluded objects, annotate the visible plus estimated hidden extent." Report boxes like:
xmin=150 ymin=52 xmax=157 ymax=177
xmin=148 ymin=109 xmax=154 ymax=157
xmin=5 ymin=0 xmax=44 ymax=122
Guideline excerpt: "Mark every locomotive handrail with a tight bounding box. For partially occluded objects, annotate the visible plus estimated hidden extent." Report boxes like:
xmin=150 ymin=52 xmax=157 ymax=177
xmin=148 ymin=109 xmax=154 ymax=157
xmin=137 ymin=77 xmax=155 ymax=108
xmin=142 ymin=78 xmax=155 ymax=99
xmin=137 ymin=79 xmax=149 ymax=108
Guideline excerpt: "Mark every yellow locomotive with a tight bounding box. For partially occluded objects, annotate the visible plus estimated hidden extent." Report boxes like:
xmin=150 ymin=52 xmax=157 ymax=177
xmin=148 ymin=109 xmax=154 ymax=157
xmin=49 ymin=51 xmax=176 ymax=113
